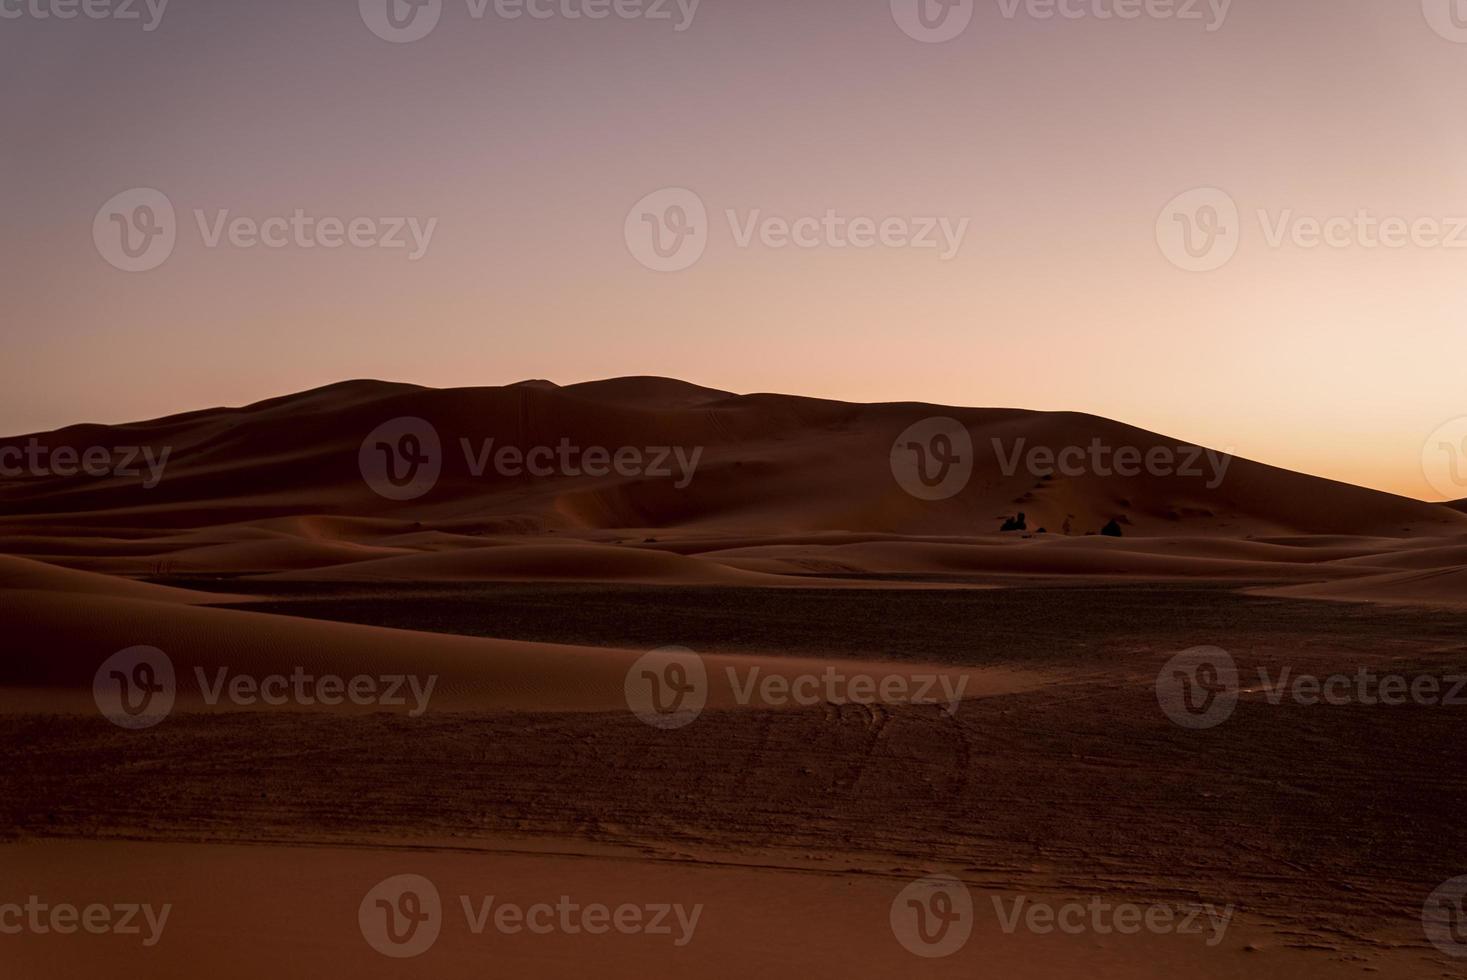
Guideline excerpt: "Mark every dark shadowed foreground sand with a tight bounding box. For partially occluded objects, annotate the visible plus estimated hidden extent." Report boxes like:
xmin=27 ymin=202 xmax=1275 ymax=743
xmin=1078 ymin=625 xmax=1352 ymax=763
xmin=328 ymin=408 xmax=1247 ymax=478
xmin=6 ymin=582 xmax=1467 ymax=978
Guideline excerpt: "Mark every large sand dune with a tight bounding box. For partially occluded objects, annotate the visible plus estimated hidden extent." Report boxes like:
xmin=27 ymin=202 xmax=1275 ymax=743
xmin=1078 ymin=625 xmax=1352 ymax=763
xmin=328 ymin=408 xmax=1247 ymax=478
xmin=3 ymin=377 xmax=1461 ymax=539
xmin=2 ymin=377 xmax=1463 ymax=609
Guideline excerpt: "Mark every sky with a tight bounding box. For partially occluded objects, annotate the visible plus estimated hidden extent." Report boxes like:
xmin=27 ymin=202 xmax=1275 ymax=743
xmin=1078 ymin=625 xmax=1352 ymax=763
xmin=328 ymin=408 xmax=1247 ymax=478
xmin=4 ymin=0 xmax=1467 ymax=500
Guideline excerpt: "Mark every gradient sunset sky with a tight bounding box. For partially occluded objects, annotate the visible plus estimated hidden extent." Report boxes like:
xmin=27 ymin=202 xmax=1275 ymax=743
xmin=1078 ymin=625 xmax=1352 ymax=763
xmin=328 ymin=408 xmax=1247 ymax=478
xmin=5 ymin=0 xmax=1466 ymax=500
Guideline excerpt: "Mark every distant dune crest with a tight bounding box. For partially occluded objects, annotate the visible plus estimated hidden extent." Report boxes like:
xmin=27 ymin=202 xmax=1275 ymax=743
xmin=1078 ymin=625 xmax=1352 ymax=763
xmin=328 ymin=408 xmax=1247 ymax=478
xmin=0 ymin=376 xmax=1462 ymax=539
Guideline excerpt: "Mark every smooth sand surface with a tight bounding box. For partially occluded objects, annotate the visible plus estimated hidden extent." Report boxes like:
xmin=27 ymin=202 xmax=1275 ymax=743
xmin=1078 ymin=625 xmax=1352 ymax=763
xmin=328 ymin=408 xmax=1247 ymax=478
xmin=1255 ymin=565 xmax=1467 ymax=608
xmin=0 ymin=585 xmax=1037 ymax=714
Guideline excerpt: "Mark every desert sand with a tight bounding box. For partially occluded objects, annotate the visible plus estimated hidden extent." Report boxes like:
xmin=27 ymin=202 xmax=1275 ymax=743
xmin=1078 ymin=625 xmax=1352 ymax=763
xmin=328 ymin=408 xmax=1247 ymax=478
xmin=4 ymin=378 xmax=1466 ymax=977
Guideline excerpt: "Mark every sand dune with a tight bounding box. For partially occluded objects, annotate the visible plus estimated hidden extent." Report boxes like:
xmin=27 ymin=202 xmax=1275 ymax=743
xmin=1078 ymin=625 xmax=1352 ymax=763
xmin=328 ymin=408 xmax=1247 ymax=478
xmin=0 ymin=587 xmax=1035 ymax=714
xmin=0 ymin=554 xmax=238 ymax=604
xmin=702 ymin=536 xmax=1389 ymax=581
xmin=1322 ymin=540 xmax=1467 ymax=570
xmin=0 ymin=377 xmax=1462 ymax=605
xmin=3 ymin=377 xmax=1461 ymax=539
xmin=1255 ymin=565 xmax=1467 ymax=608
xmin=258 ymin=542 xmax=799 ymax=586
xmin=5 ymin=379 xmax=1465 ymax=980
xmin=29 ymin=538 xmax=410 ymax=576
xmin=0 ymin=367 xmax=1462 ymax=605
